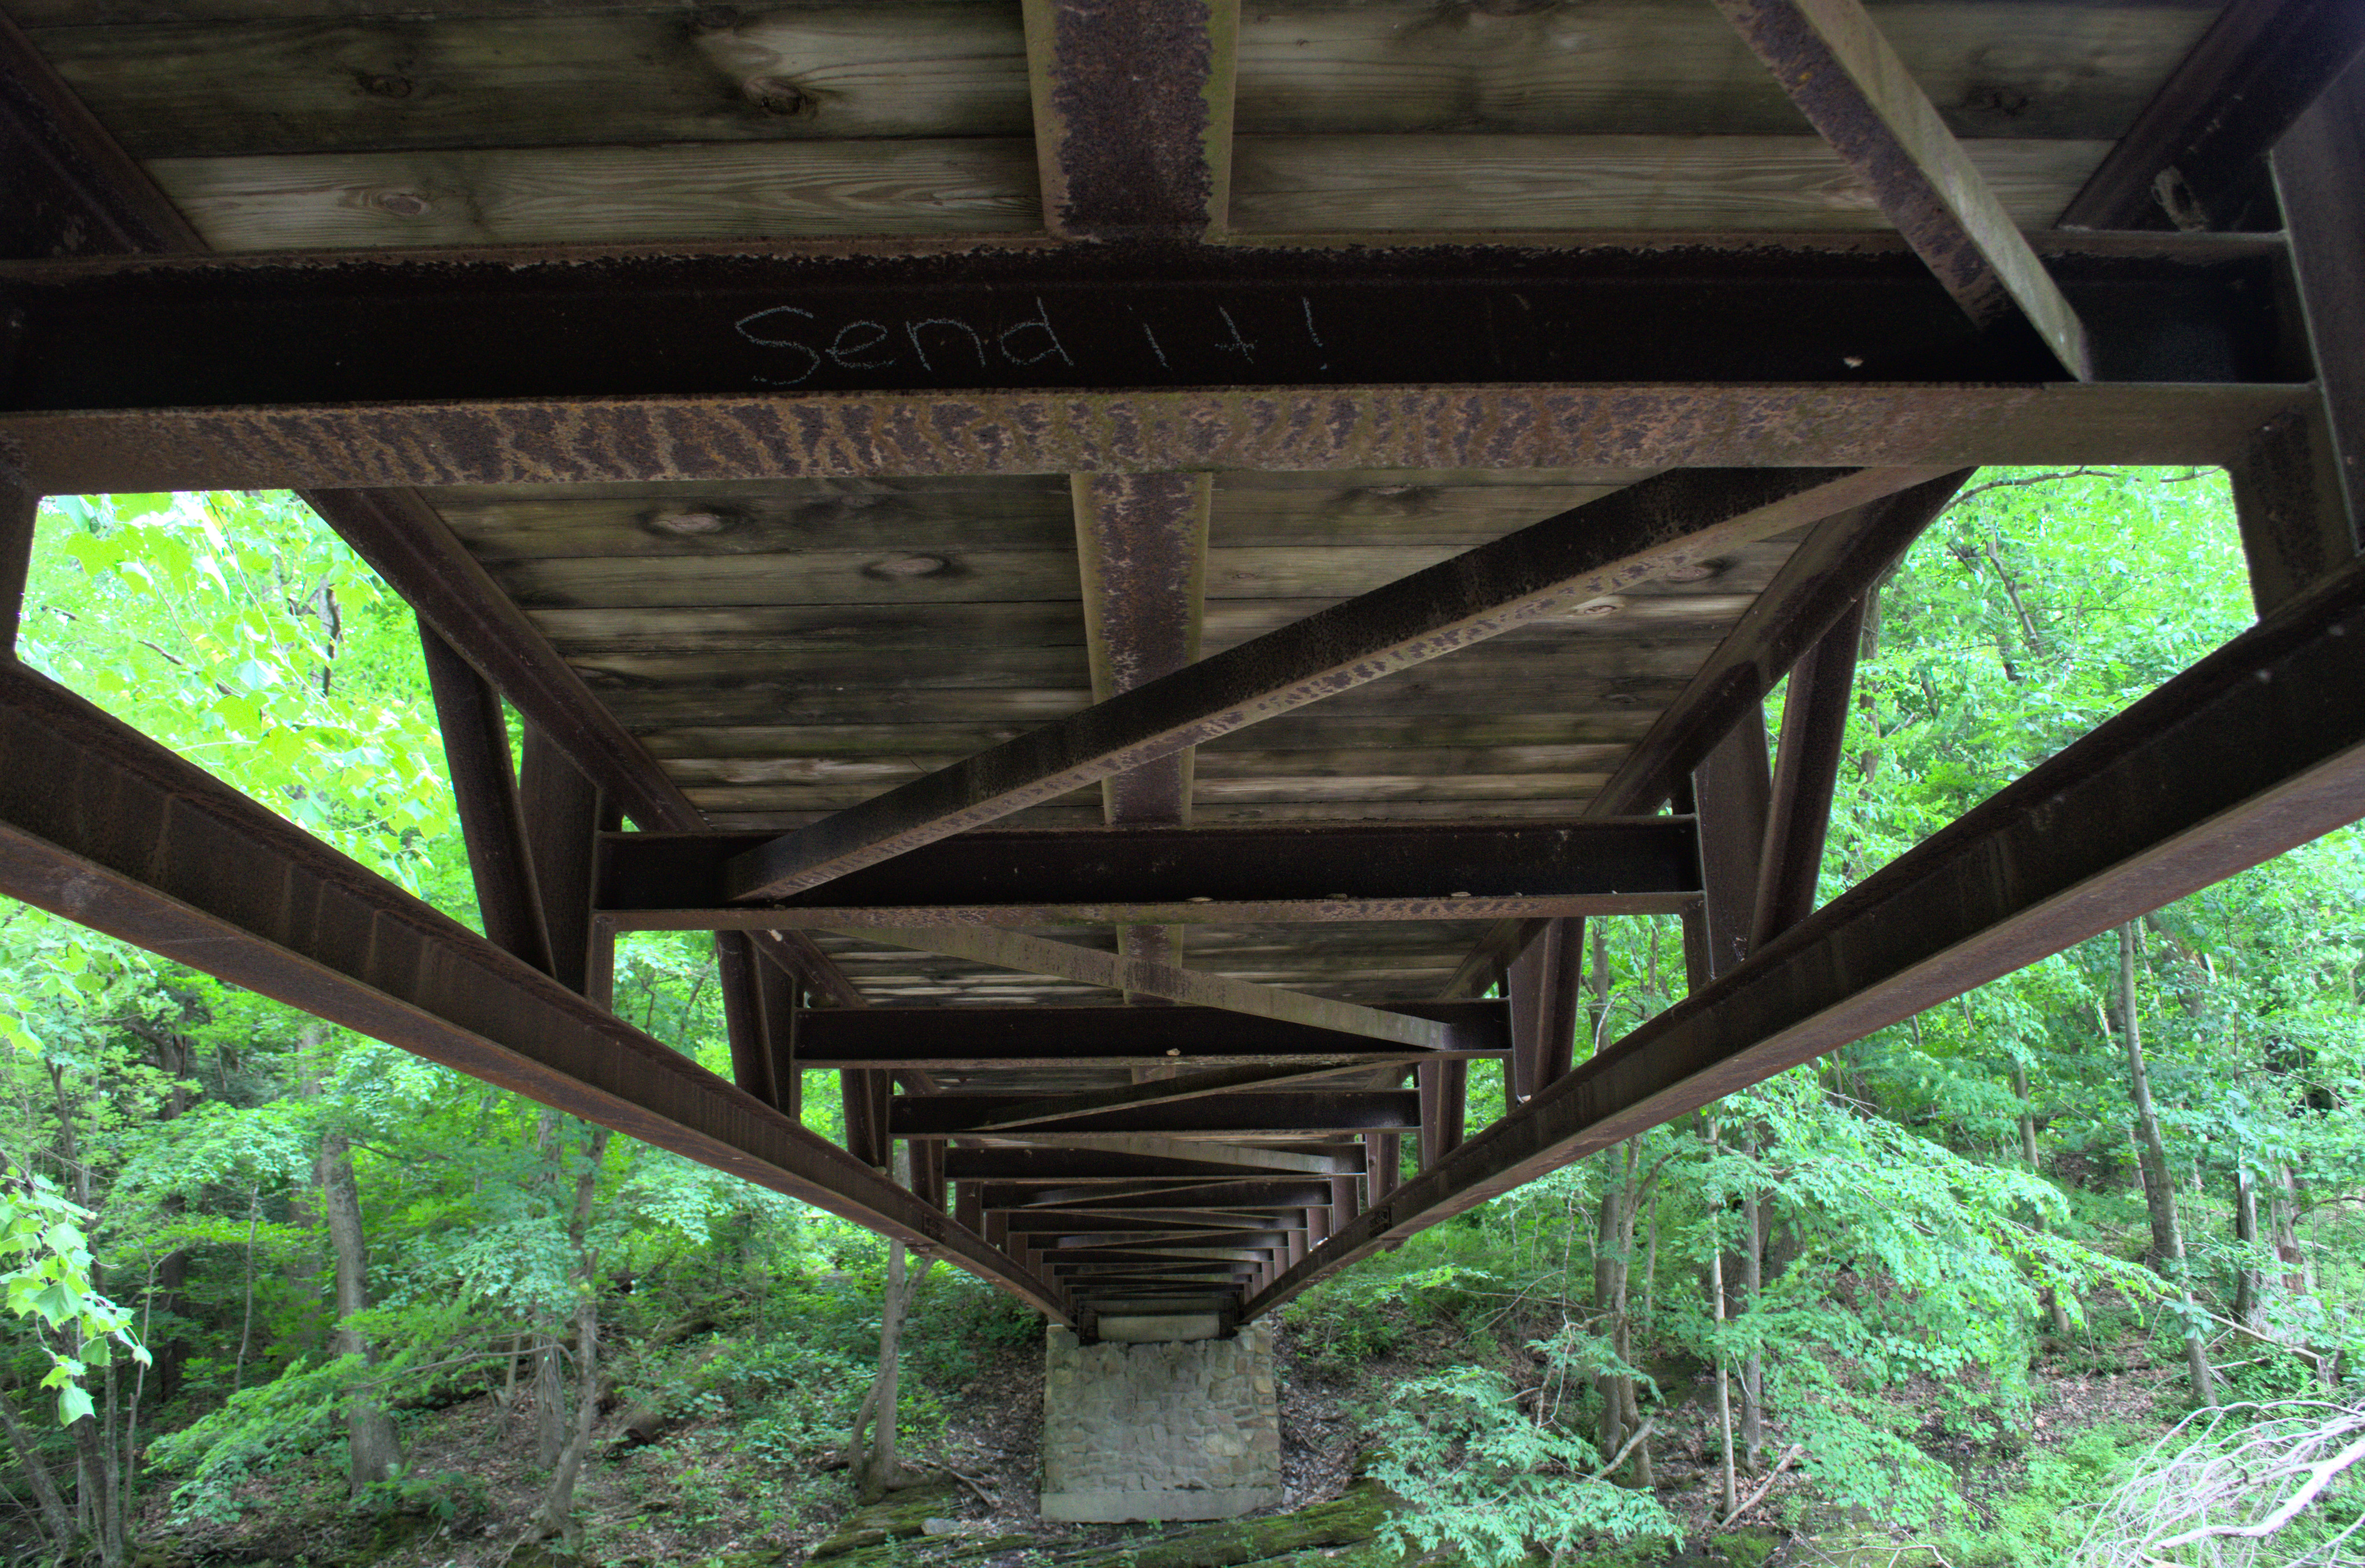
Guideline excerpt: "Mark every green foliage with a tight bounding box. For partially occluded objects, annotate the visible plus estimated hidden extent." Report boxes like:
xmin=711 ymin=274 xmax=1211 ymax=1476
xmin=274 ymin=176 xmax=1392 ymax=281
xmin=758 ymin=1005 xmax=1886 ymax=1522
xmin=0 ymin=1166 xmax=147 ymax=1421
xmin=1366 ymin=1367 xmax=1680 ymax=1566
xmin=1943 ymin=1424 xmax=2140 ymax=1568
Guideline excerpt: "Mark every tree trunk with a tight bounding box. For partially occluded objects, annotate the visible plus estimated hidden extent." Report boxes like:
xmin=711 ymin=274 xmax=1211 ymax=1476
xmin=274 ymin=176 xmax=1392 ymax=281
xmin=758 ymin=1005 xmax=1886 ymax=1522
xmin=67 ymin=1409 xmax=120 ymax=1568
xmin=848 ymin=1147 xmax=936 ymax=1501
xmin=2010 ymin=1056 xmax=2075 ymax=1338
xmin=1593 ymin=1171 xmax=1630 ymax=1465
xmin=1737 ymin=1138 xmax=1763 ymax=1472
xmin=321 ymin=1124 xmax=403 ymax=1490
xmin=0 ymin=1386 xmax=77 ymax=1549
xmin=1710 ymin=1248 xmax=1737 ymax=1519
xmin=2270 ymin=1164 xmax=2309 ymax=1294
xmin=529 ymin=1123 xmax=613 ymax=1541
xmin=2117 ymin=925 xmax=2216 ymax=1406
xmin=533 ymin=1331 xmax=567 ymax=1470
xmin=2233 ymin=1166 xmax=2263 ymax=1327
xmin=305 ymin=1024 xmax=402 ymax=1492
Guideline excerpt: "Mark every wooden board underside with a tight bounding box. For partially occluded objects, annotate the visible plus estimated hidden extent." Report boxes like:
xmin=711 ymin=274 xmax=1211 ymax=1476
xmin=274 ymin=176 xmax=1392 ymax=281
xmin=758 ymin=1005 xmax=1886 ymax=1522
xmin=140 ymin=134 xmax=2112 ymax=249
xmin=33 ymin=2 xmax=2206 ymax=154
xmin=409 ymin=464 xmax=1758 ymax=1007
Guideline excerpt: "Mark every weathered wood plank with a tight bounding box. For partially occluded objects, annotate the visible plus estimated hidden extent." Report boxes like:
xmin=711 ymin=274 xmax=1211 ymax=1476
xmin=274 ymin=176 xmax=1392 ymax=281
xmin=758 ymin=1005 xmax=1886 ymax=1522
xmin=1212 ymin=480 xmax=1641 ymax=544
xmin=497 ymin=544 xmax=1704 ymax=610
xmin=683 ymin=772 xmax=1619 ymax=812
xmin=728 ymin=467 xmax=1936 ymax=899
xmin=593 ymin=671 xmax=1697 ymax=728
xmin=138 ymin=134 xmax=2102 ymax=253
xmin=656 ymin=741 xmax=1634 ymax=788
xmin=36 ymin=8 xmax=1031 ymax=158
xmin=1229 ymin=134 xmax=2109 ymax=235
xmin=635 ymin=711 xmax=1662 ymax=760
xmin=1232 ymin=1 xmax=2209 ymax=141
xmin=31 ymin=2 xmax=2204 ymax=153
xmin=700 ymin=797 xmax=1634 ymax=831
xmin=439 ymin=489 xmax=1077 ymax=558
xmin=147 ymin=138 xmax=1041 ymax=251
xmin=561 ymin=637 xmax=1716 ymax=691
xmin=528 ymin=601 xmax=1091 ymax=655
xmin=526 ymin=590 xmax=1757 ymax=660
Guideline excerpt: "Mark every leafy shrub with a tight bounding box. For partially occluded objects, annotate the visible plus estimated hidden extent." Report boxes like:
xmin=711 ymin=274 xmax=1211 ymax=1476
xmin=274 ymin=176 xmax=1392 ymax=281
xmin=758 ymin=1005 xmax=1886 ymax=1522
xmin=1366 ymin=1367 xmax=1680 ymax=1568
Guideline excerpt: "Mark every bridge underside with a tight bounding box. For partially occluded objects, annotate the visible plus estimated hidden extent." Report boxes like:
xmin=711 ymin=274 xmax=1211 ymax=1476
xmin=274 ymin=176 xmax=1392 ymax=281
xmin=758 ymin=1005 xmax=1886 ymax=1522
xmin=0 ymin=0 xmax=2360 ymax=1330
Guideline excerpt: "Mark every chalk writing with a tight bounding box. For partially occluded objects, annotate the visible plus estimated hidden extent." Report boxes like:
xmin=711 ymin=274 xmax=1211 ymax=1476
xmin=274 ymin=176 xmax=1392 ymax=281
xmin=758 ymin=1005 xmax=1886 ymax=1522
xmin=734 ymin=293 xmax=1334 ymax=388
xmin=1213 ymin=306 xmax=1256 ymax=361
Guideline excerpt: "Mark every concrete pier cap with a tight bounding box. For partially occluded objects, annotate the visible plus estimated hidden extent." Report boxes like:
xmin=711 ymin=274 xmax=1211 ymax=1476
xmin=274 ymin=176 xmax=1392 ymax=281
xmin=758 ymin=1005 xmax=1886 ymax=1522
xmin=1040 ymin=1315 xmax=1284 ymax=1523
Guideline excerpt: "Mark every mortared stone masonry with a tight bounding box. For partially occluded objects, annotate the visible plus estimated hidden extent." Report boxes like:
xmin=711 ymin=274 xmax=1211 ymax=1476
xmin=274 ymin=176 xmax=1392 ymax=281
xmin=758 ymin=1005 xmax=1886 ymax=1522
xmin=1039 ymin=1317 xmax=1283 ymax=1522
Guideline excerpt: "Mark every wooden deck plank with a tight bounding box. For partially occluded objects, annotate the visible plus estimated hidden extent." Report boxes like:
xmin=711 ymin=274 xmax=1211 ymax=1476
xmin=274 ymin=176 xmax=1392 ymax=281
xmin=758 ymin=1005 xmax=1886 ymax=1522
xmin=33 ymin=8 xmax=1031 ymax=158
xmin=136 ymin=134 xmax=2106 ymax=251
xmin=29 ymin=1 xmax=2201 ymax=154
xmin=633 ymin=712 xmax=1662 ymax=760
xmin=146 ymin=138 xmax=1041 ymax=250
xmin=1231 ymin=1 xmax=2209 ymax=141
xmin=1229 ymin=133 xmax=2108 ymax=234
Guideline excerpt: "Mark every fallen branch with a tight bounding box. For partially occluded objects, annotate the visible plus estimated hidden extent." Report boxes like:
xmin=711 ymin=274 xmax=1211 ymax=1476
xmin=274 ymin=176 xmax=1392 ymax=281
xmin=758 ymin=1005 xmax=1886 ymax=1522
xmin=1721 ymin=1442 xmax=1806 ymax=1525
xmin=1588 ymin=1419 xmax=1655 ymax=1482
xmin=917 ymin=1460 xmax=1000 ymax=1511
xmin=2152 ymin=1429 xmax=2365 ymax=1550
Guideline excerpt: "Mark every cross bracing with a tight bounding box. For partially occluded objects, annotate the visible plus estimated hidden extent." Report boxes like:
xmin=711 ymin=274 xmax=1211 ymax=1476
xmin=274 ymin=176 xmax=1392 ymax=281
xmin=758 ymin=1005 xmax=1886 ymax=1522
xmin=0 ymin=0 xmax=2358 ymax=1334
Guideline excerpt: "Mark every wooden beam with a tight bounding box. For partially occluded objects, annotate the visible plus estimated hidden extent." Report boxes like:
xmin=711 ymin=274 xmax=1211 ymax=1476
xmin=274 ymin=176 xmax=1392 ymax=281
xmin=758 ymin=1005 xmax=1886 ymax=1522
xmin=1022 ymin=0 xmax=1237 ymax=239
xmin=2058 ymin=0 xmax=2365 ymax=231
xmin=729 ymin=467 xmax=1944 ymax=900
xmin=843 ymin=926 xmax=1461 ymax=1050
xmin=1250 ymin=540 xmax=2365 ymax=1318
xmin=1750 ymin=600 xmax=1867 ymax=949
xmin=1713 ymin=0 xmax=2090 ymax=379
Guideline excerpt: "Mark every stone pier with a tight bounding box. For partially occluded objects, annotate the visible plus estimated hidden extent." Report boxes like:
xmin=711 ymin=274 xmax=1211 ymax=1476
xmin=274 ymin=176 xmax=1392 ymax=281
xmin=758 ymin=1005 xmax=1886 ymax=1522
xmin=1039 ymin=1316 xmax=1283 ymax=1523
